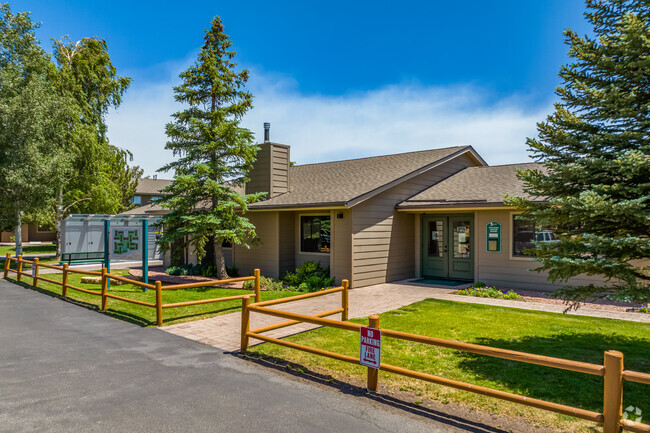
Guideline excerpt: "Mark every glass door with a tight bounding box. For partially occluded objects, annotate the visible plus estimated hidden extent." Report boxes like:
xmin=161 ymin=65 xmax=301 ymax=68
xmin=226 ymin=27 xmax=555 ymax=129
xmin=421 ymin=214 xmax=474 ymax=281
xmin=421 ymin=216 xmax=448 ymax=278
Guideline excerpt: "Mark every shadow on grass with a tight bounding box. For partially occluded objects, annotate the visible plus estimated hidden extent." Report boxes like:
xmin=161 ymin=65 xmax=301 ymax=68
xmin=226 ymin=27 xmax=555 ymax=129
xmin=5 ymin=277 xmax=155 ymax=327
xmin=5 ymin=277 xmax=248 ymax=328
xmin=454 ymin=334 xmax=650 ymax=413
xmin=238 ymin=352 xmax=515 ymax=433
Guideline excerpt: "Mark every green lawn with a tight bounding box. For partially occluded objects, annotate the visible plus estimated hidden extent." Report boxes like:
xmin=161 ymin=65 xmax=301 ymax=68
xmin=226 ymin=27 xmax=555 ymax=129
xmin=0 ymin=244 xmax=56 ymax=256
xmin=1 ymin=244 xmax=59 ymax=265
xmin=250 ymin=299 xmax=650 ymax=432
xmin=5 ymin=269 xmax=302 ymax=327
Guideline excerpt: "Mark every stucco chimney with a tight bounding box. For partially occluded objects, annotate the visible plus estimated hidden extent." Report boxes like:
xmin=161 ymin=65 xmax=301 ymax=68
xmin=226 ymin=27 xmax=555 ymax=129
xmin=246 ymin=123 xmax=290 ymax=198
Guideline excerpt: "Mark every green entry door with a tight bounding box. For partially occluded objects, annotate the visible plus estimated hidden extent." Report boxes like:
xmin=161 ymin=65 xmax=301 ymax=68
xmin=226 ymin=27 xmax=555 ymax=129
xmin=421 ymin=215 xmax=474 ymax=281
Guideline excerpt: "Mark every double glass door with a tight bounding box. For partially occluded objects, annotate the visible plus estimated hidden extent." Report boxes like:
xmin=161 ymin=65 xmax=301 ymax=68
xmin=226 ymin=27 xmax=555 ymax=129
xmin=421 ymin=214 xmax=474 ymax=281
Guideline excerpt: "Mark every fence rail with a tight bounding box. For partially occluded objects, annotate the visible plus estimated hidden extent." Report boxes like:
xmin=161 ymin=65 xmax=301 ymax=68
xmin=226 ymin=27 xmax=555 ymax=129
xmin=3 ymin=253 xmax=261 ymax=326
xmin=241 ymin=291 xmax=650 ymax=433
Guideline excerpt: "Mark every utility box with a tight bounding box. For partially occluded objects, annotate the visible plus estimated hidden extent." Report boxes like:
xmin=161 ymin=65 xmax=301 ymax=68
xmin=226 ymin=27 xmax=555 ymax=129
xmin=62 ymin=214 xmax=163 ymax=261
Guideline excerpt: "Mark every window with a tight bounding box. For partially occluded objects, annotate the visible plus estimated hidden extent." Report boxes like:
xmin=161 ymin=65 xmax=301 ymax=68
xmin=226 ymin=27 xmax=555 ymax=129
xmin=300 ymin=216 xmax=330 ymax=253
xmin=512 ymin=215 xmax=556 ymax=257
xmin=131 ymin=196 xmax=142 ymax=205
xmin=151 ymin=196 xmax=162 ymax=202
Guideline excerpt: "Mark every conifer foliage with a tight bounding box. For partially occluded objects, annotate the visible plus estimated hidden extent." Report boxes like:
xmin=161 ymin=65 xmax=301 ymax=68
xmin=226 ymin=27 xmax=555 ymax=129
xmin=509 ymin=0 xmax=650 ymax=304
xmin=158 ymin=16 xmax=264 ymax=279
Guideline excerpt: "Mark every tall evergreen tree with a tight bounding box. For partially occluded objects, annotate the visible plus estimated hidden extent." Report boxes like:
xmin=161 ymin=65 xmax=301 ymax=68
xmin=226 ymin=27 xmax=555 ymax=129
xmin=508 ymin=0 xmax=650 ymax=305
xmin=158 ymin=16 xmax=264 ymax=279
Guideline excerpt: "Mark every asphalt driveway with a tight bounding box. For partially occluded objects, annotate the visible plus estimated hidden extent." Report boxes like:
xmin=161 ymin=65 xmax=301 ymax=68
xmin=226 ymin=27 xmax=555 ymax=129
xmin=0 ymin=279 xmax=488 ymax=433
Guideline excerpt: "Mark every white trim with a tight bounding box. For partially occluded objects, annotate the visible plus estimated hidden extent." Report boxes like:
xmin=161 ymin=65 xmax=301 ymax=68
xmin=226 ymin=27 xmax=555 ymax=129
xmin=346 ymin=147 xmax=488 ymax=208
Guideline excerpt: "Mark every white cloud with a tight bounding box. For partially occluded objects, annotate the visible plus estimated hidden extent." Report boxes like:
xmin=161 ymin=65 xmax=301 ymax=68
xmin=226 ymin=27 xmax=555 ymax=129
xmin=107 ymin=63 xmax=550 ymax=178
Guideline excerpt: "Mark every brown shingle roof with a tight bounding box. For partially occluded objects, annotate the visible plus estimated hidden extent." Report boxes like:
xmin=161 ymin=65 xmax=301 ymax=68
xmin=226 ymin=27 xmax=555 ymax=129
xmin=249 ymin=146 xmax=476 ymax=209
xmin=135 ymin=178 xmax=173 ymax=195
xmin=397 ymin=162 xmax=544 ymax=208
xmin=118 ymin=203 xmax=166 ymax=215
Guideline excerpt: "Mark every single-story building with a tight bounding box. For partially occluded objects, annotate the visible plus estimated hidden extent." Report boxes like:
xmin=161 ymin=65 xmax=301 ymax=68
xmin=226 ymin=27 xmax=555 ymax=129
xmin=152 ymin=128 xmax=603 ymax=292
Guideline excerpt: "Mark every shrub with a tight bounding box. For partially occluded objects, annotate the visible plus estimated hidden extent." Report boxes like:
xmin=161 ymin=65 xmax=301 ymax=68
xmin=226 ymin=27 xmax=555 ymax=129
xmin=473 ymin=281 xmax=487 ymax=288
xmin=243 ymin=276 xmax=285 ymax=291
xmin=166 ymin=263 xmax=239 ymax=278
xmin=281 ymin=261 xmax=335 ymax=292
xmin=457 ymin=286 xmax=521 ymax=300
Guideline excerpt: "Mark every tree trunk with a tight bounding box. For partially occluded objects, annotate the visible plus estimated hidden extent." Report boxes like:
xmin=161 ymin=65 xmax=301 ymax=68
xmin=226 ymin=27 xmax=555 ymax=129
xmin=14 ymin=210 xmax=22 ymax=256
xmin=54 ymin=188 xmax=63 ymax=258
xmin=215 ymin=241 xmax=229 ymax=279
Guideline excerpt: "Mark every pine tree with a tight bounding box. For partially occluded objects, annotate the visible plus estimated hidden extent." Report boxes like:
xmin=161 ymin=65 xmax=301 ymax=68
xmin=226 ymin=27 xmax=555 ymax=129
xmin=158 ymin=16 xmax=264 ymax=279
xmin=508 ymin=0 xmax=650 ymax=305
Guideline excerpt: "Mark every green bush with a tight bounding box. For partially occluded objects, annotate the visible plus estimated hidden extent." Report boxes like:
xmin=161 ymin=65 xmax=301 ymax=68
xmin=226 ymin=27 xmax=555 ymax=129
xmin=243 ymin=276 xmax=285 ymax=291
xmin=472 ymin=281 xmax=487 ymax=288
xmin=281 ymin=261 xmax=335 ymax=292
xmin=165 ymin=263 xmax=239 ymax=278
xmin=457 ymin=286 xmax=521 ymax=300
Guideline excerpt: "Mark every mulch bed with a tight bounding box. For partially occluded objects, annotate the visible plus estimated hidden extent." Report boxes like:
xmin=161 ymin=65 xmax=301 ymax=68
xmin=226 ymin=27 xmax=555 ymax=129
xmin=128 ymin=266 xmax=244 ymax=289
xmin=479 ymin=288 xmax=646 ymax=313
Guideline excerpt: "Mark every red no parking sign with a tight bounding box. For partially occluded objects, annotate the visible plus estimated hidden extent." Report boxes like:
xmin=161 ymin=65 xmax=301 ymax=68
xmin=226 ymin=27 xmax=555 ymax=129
xmin=360 ymin=326 xmax=381 ymax=369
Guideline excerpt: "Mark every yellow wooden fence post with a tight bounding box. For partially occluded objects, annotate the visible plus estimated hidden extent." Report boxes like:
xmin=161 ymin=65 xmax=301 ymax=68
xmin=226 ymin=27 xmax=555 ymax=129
xmin=32 ymin=257 xmax=39 ymax=287
xmin=100 ymin=267 xmax=108 ymax=311
xmin=62 ymin=263 xmax=69 ymax=297
xmin=367 ymin=314 xmax=380 ymax=392
xmin=241 ymin=295 xmax=251 ymax=353
xmin=342 ymin=279 xmax=349 ymax=321
xmin=3 ymin=253 xmax=10 ymax=278
xmin=254 ymin=268 xmax=261 ymax=303
xmin=155 ymin=281 xmax=163 ymax=327
xmin=16 ymin=255 xmax=23 ymax=282
xmin=603 ymin=350 xmax=624 ymax=433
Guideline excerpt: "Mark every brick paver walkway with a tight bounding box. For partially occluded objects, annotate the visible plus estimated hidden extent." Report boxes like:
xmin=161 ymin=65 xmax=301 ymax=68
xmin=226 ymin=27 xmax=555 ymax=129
xmin=161 ymin=281 xmax=650 ymax=352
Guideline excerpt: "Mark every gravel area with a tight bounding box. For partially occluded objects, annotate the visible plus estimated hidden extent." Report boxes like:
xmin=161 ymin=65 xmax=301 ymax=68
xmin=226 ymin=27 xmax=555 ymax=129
xmin=491 ymin=289 xmax=646 ymax=313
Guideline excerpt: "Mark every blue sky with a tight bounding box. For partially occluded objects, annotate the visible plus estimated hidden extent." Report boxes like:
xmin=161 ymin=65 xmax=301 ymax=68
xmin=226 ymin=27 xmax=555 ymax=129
xmin=12 ymin=0 xmax=590 ymax=176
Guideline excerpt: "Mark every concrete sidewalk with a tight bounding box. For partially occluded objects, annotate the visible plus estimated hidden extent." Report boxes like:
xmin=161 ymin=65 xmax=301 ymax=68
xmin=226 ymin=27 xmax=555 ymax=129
xmin=162 ymin=281 xmax=650 ymax=352
xmin=0 ymin=279 xmax=481 ymax=433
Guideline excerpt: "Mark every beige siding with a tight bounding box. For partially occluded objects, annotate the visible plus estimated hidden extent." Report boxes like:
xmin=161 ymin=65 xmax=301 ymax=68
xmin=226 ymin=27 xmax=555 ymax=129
xmin=475 ymin=209 xmax=605 ymax=292
xmin=351 ymin=154 xmax=479 ymax=287
xmin=331 ymin=209 xmax=352 ymax=285
xmin=278 ymin=212 xmax=295 ymax=276
xmin=234 ymin=212 xmax=279 ymax=278
xmin=246 ymin=142 xmax=290 ymax=199
xmin=271 ymin=145 xmax=289 ymax=195
xmin=246 ymin=144 xmax=271 ymax=196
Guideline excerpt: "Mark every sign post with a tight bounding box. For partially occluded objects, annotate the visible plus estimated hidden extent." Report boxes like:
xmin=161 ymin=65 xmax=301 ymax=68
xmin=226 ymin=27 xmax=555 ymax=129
xmin=103 ymin=219 xmax=110 ymax=290
xmin=142 ymin=218 xmax=149 ymax=291
xmin=486 ymin=221 xmax=501 ymax=252
xmin=361 ymin=315 xmax=381 ymax=391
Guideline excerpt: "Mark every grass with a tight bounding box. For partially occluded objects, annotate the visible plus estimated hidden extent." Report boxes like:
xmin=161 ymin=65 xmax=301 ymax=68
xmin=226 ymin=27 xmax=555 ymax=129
xmin=5 ymin=269 xmax=302 ymax=327
xmin=250 ymin=299 xmax=650 ymax=432
xmin=0 ymin=243 xmax=56 ymax=256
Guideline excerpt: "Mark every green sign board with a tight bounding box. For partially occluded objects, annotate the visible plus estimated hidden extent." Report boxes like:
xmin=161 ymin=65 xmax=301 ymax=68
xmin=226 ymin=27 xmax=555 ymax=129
xmin=486 ymin=221 xmax=501 ymax=252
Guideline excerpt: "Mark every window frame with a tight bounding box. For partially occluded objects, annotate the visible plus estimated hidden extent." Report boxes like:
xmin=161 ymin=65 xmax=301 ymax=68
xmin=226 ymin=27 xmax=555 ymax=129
xmin=298 ymin=214 xmax=331 ymax=255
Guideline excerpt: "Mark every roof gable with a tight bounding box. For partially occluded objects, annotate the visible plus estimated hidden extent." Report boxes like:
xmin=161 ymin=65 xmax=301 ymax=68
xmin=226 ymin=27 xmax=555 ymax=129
xmin=397 ymin=162 xmax=544 ymax=208
xmin=248 ymin=146 xmax=484 ymax=209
